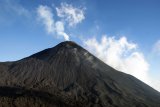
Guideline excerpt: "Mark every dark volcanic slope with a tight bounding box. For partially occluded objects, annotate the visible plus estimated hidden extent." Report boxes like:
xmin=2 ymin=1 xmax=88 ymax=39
xmin=0 ymin=41 xmax=160 ymax=107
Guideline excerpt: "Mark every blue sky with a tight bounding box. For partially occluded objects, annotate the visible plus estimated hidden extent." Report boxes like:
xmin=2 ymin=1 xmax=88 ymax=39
xmin=0 ymin=0 xmax=160 ymax=91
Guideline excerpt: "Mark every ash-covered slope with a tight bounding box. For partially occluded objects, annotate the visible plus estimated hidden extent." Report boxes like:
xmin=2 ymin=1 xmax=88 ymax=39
xmin=0 ymin=41 xmax=160 ymax=107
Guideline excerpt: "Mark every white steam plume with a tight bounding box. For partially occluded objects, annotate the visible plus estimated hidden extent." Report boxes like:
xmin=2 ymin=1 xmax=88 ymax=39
xmin=37 ymin=5 xmax=69 ymax=40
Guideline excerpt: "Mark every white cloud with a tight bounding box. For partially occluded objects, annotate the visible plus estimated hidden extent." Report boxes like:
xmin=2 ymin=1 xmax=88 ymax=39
xmin=84 ymin=35 xmax=160 ymax=91
xmin=153 ymin=40 xmax=160 ymax=55
xmin=150 ymin=78 xmax=160 ymax=91
xmin=56 ymin=3 xmax=85 ymax=27
xmin=37 ymin=5 xmax=69 ymax=40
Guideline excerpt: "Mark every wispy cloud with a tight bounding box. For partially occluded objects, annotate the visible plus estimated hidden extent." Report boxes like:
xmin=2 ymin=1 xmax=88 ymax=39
xmin=56 ymin=3 xmax=85 ymax=27
xmin=0 ymin=0 xmax=29 ymax=17
xmin=37 ymin=5 xmax=69 ymax=41
xmin=83 ymin=35 xmax=160 ymax=91
xmin=153 ymin=40 xmax=160 ymax=55
xmin=0 ymin=0 xmax=30 ymax=25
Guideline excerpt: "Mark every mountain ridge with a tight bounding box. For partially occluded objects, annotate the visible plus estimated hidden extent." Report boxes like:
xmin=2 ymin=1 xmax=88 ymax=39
xmin=0 ymin=41 xmax=160 ymax=107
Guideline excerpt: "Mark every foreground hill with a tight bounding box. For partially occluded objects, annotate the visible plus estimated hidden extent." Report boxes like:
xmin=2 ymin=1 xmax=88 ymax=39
xmin=0 ymin=41 xmax=160 ymax=107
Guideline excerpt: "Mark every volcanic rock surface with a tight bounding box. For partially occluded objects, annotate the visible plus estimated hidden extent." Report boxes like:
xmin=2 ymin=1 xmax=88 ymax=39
xmin=0 ymin=41 xmax=160 ymax=107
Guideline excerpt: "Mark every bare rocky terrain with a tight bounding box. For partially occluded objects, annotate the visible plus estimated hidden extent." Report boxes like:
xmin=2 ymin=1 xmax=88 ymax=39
xmin=0 ymin=41 xmax=160 ymax=107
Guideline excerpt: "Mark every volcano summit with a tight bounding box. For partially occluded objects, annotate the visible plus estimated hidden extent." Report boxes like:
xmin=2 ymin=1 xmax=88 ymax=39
xmin=0 ymin=41 xmax=160 ymax=107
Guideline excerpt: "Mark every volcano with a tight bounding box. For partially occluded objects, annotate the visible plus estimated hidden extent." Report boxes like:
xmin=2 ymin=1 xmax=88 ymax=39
xmin=0 ymin=41 xmax=160 ymax=107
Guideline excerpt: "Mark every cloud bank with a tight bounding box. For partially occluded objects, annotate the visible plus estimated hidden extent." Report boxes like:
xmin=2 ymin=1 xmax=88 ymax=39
xmin=83 ymin=35 xmax=160 ymax=91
